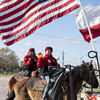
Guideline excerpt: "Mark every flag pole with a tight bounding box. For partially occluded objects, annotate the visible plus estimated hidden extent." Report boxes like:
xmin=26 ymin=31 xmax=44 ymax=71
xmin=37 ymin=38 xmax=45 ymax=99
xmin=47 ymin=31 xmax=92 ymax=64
xmin=0 ymin=35 xmax=2 ymax=49
xmin=78 ymin=0 xmax=99 ymax=71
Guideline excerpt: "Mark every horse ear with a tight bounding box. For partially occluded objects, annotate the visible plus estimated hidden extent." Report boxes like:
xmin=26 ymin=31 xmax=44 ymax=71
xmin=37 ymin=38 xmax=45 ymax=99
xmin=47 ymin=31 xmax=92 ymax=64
xmin=82 ymin=60 xmax=88 ymax=66
xmin=82 ymin=60 xmax=84 ymax=63
xmin=82 ymin=60 xmax=86 ymax=64
xmin=89 ymin=60 xmax=93 ymax=66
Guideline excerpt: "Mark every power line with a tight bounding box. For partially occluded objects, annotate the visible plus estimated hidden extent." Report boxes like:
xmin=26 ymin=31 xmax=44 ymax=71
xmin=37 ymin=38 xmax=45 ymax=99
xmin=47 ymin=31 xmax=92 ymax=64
xmin=33 ymin=32 xmax=85 ymax=42
xmin=33 ymin=32 xmax=100 ymax=43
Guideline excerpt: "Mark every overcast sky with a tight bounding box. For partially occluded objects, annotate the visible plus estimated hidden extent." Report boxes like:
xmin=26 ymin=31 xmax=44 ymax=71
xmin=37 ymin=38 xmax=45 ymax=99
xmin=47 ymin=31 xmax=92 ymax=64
xmin=0 ymin=0 xmax=100 ymax=67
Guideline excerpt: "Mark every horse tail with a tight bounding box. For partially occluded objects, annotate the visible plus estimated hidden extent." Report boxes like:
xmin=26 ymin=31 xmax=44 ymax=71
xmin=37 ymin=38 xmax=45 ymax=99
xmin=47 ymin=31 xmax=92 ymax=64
xmin=7 ymin=91 xmax=9 ymax=96
xmin=6 ymin=89 xmax=15 ymax=100
xmin=8 ymin=75 xmax=17 ymax=94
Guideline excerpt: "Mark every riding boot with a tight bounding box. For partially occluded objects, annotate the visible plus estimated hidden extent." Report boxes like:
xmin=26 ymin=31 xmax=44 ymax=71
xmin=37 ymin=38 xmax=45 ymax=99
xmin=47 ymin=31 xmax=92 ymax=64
xmin=47 ymin=81 xmax=54 ymax=90
xmin=48 ymin=71 xmax=65 ymax=100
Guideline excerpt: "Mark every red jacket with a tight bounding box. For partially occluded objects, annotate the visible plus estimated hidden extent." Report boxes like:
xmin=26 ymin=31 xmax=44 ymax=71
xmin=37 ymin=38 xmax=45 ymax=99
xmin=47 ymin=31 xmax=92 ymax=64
xmin=37 ymin=54 xmax=57 ymax=68
xmin=24 ymin=55 xmax=37 ymax=67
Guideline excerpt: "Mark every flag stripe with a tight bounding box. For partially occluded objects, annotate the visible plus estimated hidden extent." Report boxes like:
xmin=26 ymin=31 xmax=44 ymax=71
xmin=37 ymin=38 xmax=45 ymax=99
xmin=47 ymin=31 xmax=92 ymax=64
xmin=0 ymin=1 xmax=39 ymax=26
xmin=80 ymin=23 xmax=100 ymax=42
xmin=0 ymin=0 xmax=39 ymax=22
xmin=0 ymin=0 xmax=77 ymax=33
xmin=3 ymin=4 xmax=79 ymax=46
xmin=1 ymin=0 xmax=78 ymax=34
xmin=0 ymin=0 xmax=79 ymax=46
xmin=2 ymin=1 xmax=78 ymax=38
xmin=0 ymin=0 xmax=77 ymax=31
xmin=1 ymin=0 xmax=79 ymax=44
xmin=0 ymin=0 xmax=18 ymax=9
xmin=0 ymin=0 xmax=24 ymax=15
xmin=75 ymin=5 xmax=100 ymax=42
xmin=75 ymin=5 xmax=100 ymax=30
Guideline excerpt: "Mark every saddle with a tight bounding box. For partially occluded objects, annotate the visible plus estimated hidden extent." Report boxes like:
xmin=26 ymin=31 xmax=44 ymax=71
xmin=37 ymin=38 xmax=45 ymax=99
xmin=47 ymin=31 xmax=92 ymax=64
xmin=27 ymin=77 xmax=47 ymax=92
xmin=14 ymin=73 xmax=25 ymax=82
xmin=14 ymin=71 xmax=38 ymax=82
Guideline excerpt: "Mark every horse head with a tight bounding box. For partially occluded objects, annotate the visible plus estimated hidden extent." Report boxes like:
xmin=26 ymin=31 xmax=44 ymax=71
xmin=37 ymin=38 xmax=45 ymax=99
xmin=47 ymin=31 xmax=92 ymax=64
xmin=82 ymin=60 xmax=99 ymax=88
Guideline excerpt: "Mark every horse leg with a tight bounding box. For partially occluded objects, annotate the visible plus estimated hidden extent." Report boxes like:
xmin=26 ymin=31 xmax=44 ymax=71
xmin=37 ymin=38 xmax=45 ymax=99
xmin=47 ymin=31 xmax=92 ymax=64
xmin=56 ymin=87 xmax=65 ymax=100
xmin=63 ymin=94 xmax=68 ymax=100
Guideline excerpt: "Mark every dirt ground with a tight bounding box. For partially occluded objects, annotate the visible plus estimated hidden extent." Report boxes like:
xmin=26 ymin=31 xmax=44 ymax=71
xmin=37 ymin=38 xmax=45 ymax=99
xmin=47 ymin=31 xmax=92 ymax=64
xmin=0 ymin=76 xmax=16 ymax=100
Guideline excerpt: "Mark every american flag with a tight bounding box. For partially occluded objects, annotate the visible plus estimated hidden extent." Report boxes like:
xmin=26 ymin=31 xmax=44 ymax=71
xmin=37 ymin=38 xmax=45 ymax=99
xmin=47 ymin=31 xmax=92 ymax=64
xmin=0 ymin=0 xmax=79 ymax=46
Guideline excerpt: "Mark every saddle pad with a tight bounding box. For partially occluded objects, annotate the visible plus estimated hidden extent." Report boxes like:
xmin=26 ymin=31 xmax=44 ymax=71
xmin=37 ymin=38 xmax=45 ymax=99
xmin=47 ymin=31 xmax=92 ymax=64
xmin=27 ymin=77 xmax=46 ymax=92
xmin=14 ymin=73 xmax=25 ymax=82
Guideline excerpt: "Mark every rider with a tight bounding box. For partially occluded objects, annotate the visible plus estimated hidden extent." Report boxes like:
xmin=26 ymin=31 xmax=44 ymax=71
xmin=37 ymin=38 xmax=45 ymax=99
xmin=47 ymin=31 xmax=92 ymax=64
xmin=37 ymin=46 xmax=59 ymax=100
xmin=24 ymin=48 xmax=38 ymax=78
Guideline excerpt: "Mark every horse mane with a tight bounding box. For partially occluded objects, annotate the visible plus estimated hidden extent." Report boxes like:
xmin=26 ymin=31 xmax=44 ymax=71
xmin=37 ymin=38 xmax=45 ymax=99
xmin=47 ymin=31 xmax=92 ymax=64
xmin=63 ymin=63 xmax=87 ymax=85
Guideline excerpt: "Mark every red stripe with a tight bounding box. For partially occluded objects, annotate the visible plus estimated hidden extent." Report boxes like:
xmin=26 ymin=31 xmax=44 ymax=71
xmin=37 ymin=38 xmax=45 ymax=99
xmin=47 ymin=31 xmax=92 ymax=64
xmin=0 ymin=2 xmax=39 ymax=25
xmin=0 ymin=0 xmax=34 ymax=21
xmin=0 ymin=0 xmax=77 ymax=32
xmin=1 ymin=1 xmax=79 ymax=37
xmin=0 ymin=0 xmax=79 ymax=46
xmin=0 ymin=0 xmax=24 ymax=12
xmin=80 ymin=23 xmax=100 ymax=42
xmin=3 ymin=4 xmax=79 ymax=46
xmin=0 ymin=0 xmax=61 ymax=32
xmin=0 ymin=0 xmax=61 ymax=24
xmin=0 ymin=0 xmax=11 ymax=5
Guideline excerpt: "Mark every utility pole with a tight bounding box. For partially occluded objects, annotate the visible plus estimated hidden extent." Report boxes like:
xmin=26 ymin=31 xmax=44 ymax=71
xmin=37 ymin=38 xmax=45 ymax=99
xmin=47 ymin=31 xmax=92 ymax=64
xmin=61 ymin=50 xmax=66 ymax=67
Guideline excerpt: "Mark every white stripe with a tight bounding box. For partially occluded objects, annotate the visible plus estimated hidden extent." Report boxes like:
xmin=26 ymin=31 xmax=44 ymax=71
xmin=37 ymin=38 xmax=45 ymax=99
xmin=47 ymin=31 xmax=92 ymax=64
xmin=1 ymin=0 xmax=77 ymax=31
xmin=0 ymin=0 xmax=30 ymax=17
xmin=0 ymin=0 xmax=18 ymax=9
xmin=0 ymin=0 xmax=31 ymax=18
xmin=0 ymin=0 xmax=54 ymax=22
xmin=0 ymin=0 xmax=54 ymax=23
xmin=0 ymin=0 xmax=57 ymax=28
xmin=0 ymin=0 xmax=39 ymax=28
xmin=2 ymin=1 xmax=78 ymax=43
xmin=75 ymin=5 xmax=100 ymax=30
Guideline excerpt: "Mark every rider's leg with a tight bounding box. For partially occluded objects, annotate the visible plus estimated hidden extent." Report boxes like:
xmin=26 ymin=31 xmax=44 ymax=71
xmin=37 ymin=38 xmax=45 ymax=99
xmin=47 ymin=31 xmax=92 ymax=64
xmin=25 ymin=71 xmax=31 ymax=79
xmin=42 ymin=75 xmax=50 ymax=99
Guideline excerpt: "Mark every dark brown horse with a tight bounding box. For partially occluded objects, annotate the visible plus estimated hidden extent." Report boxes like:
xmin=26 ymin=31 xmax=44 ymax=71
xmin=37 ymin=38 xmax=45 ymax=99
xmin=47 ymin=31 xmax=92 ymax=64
xmin=62 ymin=60 xmax=99 ymax=100
xmin=6 ymin=60 xmax=99 ymax=100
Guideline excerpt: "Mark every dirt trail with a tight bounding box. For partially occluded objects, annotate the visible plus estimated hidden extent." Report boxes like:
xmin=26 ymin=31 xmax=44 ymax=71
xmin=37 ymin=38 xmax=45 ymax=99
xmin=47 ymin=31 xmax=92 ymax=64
xmin=0 ymin=76 xmax=16 ymax=100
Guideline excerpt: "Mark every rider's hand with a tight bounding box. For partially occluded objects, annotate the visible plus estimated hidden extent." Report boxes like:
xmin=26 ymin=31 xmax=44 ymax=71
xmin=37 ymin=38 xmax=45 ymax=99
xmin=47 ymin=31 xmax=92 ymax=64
xmin=38 ymin=52 xmax=43 ymax=58
xmin=31 ymin=57 xmax=34 ymax=61
xmin=57 ymin=64 xmax=60 ymax=67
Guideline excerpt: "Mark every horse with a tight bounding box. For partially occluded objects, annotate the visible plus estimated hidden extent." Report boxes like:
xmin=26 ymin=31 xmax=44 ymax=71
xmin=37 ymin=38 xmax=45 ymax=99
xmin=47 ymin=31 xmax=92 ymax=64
xmin=62 ymin=60 xmax=99 ymax=100
xmin=7 ymin=71 xmax=39 ymax=96
xmin=6 ymin=60 xmax=99 ymax=100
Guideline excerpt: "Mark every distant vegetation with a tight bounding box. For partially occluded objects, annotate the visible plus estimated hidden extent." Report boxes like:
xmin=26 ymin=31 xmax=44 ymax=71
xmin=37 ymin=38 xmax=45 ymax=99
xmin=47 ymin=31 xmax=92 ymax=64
xmin=0 ymin=47 xmax=23 ymax=74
